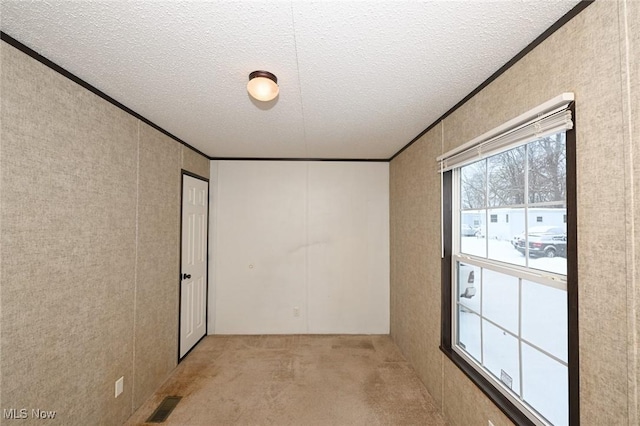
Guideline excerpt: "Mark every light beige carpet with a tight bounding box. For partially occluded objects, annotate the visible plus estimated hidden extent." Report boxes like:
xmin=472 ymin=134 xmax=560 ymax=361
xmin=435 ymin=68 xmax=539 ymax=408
xmin=125 ymin=335 xmax=447 ymax=426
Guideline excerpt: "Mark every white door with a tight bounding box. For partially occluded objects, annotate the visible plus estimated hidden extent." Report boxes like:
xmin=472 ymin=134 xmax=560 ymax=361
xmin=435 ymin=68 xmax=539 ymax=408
xmin=180 ymin=174 xmax=208 ymax=359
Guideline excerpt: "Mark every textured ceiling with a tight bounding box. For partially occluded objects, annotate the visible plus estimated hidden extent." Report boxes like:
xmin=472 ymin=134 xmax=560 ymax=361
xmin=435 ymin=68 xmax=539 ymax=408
xmin=0 ymin=1 xmax=582 ymax=159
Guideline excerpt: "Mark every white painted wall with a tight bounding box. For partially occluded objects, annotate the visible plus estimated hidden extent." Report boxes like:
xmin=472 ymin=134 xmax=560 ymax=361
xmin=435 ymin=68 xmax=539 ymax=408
xmin=208 ymin=160 xmax=389 ymax=334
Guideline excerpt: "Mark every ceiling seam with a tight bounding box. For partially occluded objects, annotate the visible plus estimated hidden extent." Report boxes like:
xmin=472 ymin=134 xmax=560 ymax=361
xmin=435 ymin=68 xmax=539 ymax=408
xmin=290 ymin=1 xmax=308 ymax=158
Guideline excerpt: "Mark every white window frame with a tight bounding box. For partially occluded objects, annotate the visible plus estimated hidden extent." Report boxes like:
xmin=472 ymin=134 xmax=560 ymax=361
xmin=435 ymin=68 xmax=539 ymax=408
xmin=451 ymin=151 xmax=568 ymax=426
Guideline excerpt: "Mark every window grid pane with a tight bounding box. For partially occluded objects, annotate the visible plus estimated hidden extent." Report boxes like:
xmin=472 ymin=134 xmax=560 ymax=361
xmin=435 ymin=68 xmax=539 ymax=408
xmin=454 ymin=131 xmax=568 ymax=425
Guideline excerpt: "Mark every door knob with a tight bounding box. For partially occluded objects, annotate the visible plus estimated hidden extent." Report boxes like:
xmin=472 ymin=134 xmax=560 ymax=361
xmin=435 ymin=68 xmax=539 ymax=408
xmin=182 ymin=273 xmax=191 ymax=279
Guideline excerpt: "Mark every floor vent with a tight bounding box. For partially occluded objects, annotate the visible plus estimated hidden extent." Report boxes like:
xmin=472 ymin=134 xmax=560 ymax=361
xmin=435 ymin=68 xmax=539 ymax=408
xmin=146 ymin=396 xmax=182 ymax=423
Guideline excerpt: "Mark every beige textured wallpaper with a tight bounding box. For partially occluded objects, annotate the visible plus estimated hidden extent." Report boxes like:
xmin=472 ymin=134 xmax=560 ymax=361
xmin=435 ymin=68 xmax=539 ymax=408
xmin=390 ymin=124 xmax=444 ymax=408
xmin=390 ymin=1 xmax=639 ymax=425
xmin=0 ymin=42 xmax=138 ymax=425
xmin=628 ymin=0 xmax=639 ymax=422
xmin=133 ymin=123 xmax=181 ymax=410
xmin=182 ymin=146 xmax=210 ymax=180
xmin=622 ymin=0 xmax=639 ymax=423
xmin=0 ymin=41 xmax=210 ymax=424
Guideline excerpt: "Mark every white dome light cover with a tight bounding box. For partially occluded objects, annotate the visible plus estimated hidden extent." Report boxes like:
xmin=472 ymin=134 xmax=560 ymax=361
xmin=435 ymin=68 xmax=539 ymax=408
xmin=247 ymin=70 xmax=279 ymax=102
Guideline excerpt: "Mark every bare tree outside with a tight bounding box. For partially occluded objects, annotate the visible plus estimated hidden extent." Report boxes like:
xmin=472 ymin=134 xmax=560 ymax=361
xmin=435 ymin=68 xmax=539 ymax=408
xmin=528 ymin=133 xmax=566 ymax=203
xmin=461 ymin=161 xmax=485 ymax=209
xmin=489 ymin=146 xmax=525 ymax=207
xmin=461 ymin=133 xmax=566 ymax=209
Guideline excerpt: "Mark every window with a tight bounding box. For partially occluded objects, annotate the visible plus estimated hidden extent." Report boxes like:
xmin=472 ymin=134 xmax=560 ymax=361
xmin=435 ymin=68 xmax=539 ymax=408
xmin=439 ymin=95 xmax=578 ymax=426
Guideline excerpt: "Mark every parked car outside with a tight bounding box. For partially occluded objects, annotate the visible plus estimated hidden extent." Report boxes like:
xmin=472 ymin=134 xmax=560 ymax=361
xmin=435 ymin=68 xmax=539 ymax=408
xmin=459 ymin=263 xmax=476 ymax=299
xmin=511 ymin=234 xmax=522 ymax=247
xmin=462 ymin=224 xmax=484 ymax=238
xmin=461 ymin=224 xmax=476 ymax=237
xmin=515 ymin=226 xmax=567 ymax=258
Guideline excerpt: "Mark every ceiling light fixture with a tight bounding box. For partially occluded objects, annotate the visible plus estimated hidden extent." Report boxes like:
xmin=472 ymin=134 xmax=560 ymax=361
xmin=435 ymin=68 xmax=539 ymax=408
xmin=247 ymin=70 xmax=279 ymax=102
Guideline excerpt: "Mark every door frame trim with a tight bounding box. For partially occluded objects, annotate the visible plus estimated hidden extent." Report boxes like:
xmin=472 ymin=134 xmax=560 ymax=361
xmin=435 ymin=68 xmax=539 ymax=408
xmin=178 ymin=170 xmax=210 ymax=362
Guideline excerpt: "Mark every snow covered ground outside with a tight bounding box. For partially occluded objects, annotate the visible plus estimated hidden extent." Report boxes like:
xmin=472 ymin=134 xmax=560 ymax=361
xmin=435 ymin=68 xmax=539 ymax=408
xmin=457 ymin=236 xmax=568 ymax=425
xmin=461 ymin=234 xmax=566 ymax=276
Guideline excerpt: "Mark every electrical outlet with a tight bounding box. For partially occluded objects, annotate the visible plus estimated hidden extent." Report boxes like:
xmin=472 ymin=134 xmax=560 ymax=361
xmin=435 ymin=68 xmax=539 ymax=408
xmin=293 ymin=307 xmax=300 ymax=317
xmin=115 ymin=377 xmax=124 ymax=398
